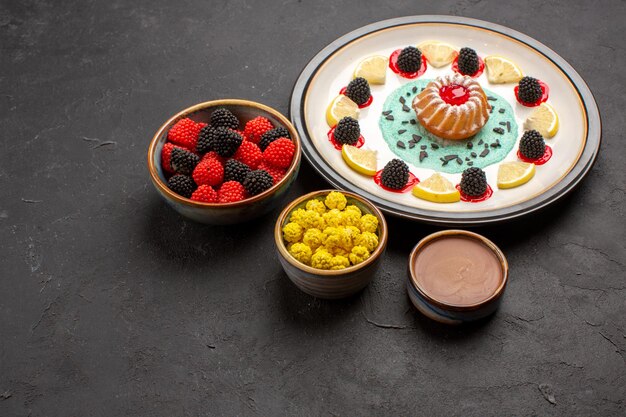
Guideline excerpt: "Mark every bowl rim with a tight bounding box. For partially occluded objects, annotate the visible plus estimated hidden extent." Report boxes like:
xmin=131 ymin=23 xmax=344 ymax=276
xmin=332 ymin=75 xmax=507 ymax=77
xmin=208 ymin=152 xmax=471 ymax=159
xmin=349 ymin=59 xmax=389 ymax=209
xmin=274 ymin=189 xmax=388 ymax=276
xmin=408 ymin=229 xmax=509 ymax=311
xmin=147 ymin=99 xmax=301 ymax=208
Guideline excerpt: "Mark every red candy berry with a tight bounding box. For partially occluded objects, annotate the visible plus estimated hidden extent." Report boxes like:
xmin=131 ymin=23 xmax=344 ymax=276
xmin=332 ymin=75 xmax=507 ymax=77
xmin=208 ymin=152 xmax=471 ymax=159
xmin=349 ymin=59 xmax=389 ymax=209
xmin=191 ymin=184 xmax=218 ymax=203
xmin=258 ymin=161 xmax=286 ymax=184
xmin=218 ymin=181 xmax=246 ymax=203
xmin=201 ymin=151 xmax=226 ymax=165
xmin=192 ymin=158 xmax=224 ymax=186
xmin=167 ymin=118 xmax=203 ymax=151
xmin=244 ymin=116 xmax=274 ymax=143
xmin=233 ymin=140 xmax=263 ymax=169
xmin=162 ymin=142 xmax=190 ymax=174
xmin=263 ymin=138 xmax=295 ymax=169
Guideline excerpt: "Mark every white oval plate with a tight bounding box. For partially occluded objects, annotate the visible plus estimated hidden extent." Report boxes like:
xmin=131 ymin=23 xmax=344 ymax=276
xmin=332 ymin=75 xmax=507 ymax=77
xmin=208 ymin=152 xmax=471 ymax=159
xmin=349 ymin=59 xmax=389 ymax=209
xmin=290 ymin=16 xmax=601 ymax=225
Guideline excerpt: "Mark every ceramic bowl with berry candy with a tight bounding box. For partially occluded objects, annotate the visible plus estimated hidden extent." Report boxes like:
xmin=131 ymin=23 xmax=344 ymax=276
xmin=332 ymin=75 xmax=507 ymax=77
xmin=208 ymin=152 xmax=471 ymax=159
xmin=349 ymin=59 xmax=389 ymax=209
xmin=147 ymin=99 xmax=301 ymax=224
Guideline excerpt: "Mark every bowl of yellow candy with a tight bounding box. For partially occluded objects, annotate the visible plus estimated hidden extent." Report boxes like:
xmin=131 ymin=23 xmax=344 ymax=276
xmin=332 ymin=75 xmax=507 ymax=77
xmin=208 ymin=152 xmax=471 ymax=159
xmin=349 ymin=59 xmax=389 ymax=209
xmin=274 ymin=190 xmax=388 ymax=299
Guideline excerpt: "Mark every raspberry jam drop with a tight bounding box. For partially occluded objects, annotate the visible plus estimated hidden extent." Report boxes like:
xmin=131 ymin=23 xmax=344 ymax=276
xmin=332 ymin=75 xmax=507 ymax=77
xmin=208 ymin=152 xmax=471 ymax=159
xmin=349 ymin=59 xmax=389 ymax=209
xmin=451 ymin=53 xmax=485 ymax=78
xmin=514 ymin=80 xmax=549 ymax=107
xmin=439 ymin=84 xmax=470 ymax=105
xmin=339 ymin=86 xmax=373 ymax=109
xmin=455 ymin=184 xmax=493 ymax=202
xmin=389 ymin=49 xmax=428 ymax=79
xmin=373 ymin=170 xmax=419 ymax=193
xmin=517 ymin=145 xmax=552 ymax=165
xmin=327 ymin=126 xmax=364 ymax=150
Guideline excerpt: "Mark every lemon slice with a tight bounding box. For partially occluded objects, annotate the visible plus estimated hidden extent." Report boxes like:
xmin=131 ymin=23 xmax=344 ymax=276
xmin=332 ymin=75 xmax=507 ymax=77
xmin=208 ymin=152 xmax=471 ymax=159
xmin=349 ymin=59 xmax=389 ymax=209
xmin=326 ymin=95 xmax=359 ymax=127
xmin=497 ymin=161 xmax=536 ymax=189
xmin=412 ymin=173 xmax=460 ymax=203
xmin=523 ymin=103 xmax=559 ymax=138
xmin=341 ymin=145 xmax=377 ymax=176
xmin=484 ymin=55 xmax=524 ymax=84
xmin=417 ymin=41 xmax=457 ymax=68
xmin=353 ymin=55 xmax=388 ymax=85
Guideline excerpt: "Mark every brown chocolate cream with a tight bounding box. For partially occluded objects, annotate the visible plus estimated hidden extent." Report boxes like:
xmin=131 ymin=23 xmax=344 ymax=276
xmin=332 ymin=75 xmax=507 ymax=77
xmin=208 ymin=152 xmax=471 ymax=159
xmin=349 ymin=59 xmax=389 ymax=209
xmin=413 ymin=236 xmax=503 ymax=306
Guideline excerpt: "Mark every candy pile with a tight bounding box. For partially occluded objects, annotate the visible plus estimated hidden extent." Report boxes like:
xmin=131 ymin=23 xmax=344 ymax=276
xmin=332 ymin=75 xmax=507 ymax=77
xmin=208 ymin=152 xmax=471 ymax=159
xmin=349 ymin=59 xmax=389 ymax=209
xmin=282 ymin=191 xmax=379 ymax=270
xmin=162 ymin=107 xmax=295 ymax=203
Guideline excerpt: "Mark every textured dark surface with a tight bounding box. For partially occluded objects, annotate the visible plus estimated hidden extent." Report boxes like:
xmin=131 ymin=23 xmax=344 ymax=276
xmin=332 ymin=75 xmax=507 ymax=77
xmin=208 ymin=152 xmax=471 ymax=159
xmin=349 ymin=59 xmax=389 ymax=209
xmin=0 ymin=0 xmax=624 ymax=416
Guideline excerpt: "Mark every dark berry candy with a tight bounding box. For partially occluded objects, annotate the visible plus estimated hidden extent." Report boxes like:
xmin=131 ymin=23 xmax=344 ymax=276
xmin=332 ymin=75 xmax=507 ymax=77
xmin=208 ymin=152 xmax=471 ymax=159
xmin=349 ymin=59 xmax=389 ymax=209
xmin=517 ymin=76 xmax=543 ymax=104
xmin=334 ymin=116 xmax=360 ymax=145
xmin=197 ymin=125 xmax=218 ymax=154
xmin=457 ymin=47 xmax=479 ymax=75
xmin=397 ymin=46 xmax=422 ymax=73
xmin=210 ymin=107 xmax=239 ymax=129
xmin=345 ymin=77 xmax=371 ymax=105
xmin=170 ymin=147 xmax=200 ymax=175
xmin=167 ymin=174 xmax=196 ymax=198
xmin=259 ymin=126 xmax=290 ymax=151
xmin=460 ymin=167 xmax=488 ymax=197
xmin=519 ymin=129 xmax=545 ymax=159
xmin=381 ymin=159 xmax=409 ymax=190
xmin=224 ymin=159 xmax=251 ymax=184
xmin=243 ymin=169 xmax=274 ymax=196
xmin=212 ymin=127 xmax=243 ymax=157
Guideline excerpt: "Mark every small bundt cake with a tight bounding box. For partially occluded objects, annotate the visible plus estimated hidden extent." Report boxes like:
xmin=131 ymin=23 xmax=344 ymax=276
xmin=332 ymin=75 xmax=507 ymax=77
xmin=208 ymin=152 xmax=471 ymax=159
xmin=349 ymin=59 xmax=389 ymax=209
xmin=412 ymin=74 xmax=491 ymax=140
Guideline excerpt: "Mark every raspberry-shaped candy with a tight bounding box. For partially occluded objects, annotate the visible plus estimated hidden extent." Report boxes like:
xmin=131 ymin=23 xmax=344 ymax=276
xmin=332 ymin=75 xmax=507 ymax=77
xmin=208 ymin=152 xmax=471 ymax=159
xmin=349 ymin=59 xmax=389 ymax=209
xmin=212 ymin=127 xmax=243 ymax=158
xmin=457 ymin=47 xmax=479 ymax=76
xmin=233 ymin=140 xmax=263 ymax=169
xmin=168 ymin=174 xmax=196 ymax=198
xmin=191 ymin=184 xmax=218 ymax=203
xmin=224 ymin=159 xmax=251 ymax=184
xmin=460 ymin=167 xmax=488 ymax=197
xmin=259 ymin=127 xmax=290 ymax=151
xmin=263 ymin=138 xmax=295 ymax=169
xmin=397 ymin=46 xmax=422 ymax=73
xmin=345 ymin=77 xmax=371 ymax=106
xmin=517 ymin=76 xmax=543 ymax=104
xmin=243 ymin=169 xmax=274 ymax=196
xmin=192 ymin=158 xmax=224 ymax=186
xmin=258 ymin=161 xmax=286 ymax=184
xmin=170 ymin=147 xmax=200 ymax=175
xmin=161 ymin=142 xmax=190 ymax=174
xmin=201 ymin=151 xmax=226 ymax=165
xmin=167 ymin=118 xmax=202 ymax=150
xmin=210 ymin=107 xmax=239 ymax=129
xmin=218 ymin=181 xmax=246 ymax=203
xmin=244 ymin=116 xmax=274 ymax=143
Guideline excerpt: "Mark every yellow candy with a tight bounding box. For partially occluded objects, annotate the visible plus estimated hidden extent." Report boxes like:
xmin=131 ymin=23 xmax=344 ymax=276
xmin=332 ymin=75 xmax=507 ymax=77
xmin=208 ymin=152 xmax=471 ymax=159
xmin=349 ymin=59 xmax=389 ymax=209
xmin=341 ymin=209 xmax=361 ymax=228
xmin=345 ymin=205 xmax=362 ymax=216
xmin=288 ymin=194 xmax=381 ymax=271
xmin=359 ymin=214 xmax=378 ymax=233
xmin=322 ymin=227 xmax=342 ymax=251
xmin=305 ymin=199 xmax=326 ymax=215
xmin=324 ymin=191 xmax=347 ymax=210
xmin=300 ymin=210 xmax=324 ymax=230
xmin=311 ymin=249 xmax=334 ymax=270
xmin=355 ymin=231 xmax=378 ymax=252
xmin=323 ymin=209 xmax=343 ymax=228
xmin=349 ymin=245 xmax=370 ymax=265
xmin=329 ymin=255 xmax=350 ymax=270
xmin=289 ymin=242 xmax=312 ymax=265
xmin=289 ymin=208 xmax=307 ymax=227
xmin=302 ymin=228 xmax=325 ymax=251
xmin=282 ymin=222 xmax=304 ymax=243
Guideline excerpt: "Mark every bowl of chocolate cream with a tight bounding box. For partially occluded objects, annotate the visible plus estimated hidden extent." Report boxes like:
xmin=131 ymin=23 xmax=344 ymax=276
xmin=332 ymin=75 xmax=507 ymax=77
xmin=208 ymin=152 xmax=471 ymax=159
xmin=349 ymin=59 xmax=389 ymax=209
xmin=408 ymin=230 xmax=508 ymax=324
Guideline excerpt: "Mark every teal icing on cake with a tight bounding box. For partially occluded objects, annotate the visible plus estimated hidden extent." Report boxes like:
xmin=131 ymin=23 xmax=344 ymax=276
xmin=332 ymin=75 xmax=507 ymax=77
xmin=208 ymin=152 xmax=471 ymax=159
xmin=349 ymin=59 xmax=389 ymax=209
xmin=379 ymin=79 xmax=518 ymax=174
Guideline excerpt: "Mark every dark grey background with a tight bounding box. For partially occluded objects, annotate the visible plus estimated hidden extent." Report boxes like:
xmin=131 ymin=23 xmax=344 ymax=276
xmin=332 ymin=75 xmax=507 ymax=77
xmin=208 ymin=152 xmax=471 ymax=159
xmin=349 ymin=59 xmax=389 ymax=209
xmin=1 ymin=0 xmax=624 ymax=416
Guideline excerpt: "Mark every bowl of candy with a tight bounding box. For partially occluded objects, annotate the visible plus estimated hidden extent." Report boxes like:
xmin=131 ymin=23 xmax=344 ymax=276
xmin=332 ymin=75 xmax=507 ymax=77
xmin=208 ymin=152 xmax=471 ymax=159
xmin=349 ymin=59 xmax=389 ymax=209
xmin=148 ymin=99 xmax=301 ymax=224
xmin=274 ymin=190 xmax=388 ymax=299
